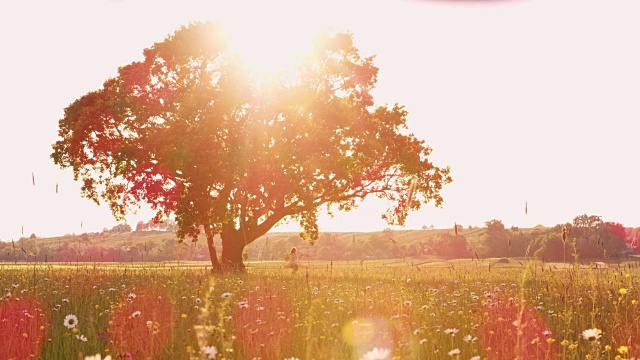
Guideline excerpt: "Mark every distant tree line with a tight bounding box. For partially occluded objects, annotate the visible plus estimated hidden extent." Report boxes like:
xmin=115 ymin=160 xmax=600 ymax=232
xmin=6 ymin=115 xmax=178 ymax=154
xmin=0 ymin=214 xmax=636 ymax=263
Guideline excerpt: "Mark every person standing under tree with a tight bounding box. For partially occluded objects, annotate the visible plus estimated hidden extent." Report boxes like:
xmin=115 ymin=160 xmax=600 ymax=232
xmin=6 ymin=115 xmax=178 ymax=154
xmin=289 ymin=247 xmax=299 ymax=273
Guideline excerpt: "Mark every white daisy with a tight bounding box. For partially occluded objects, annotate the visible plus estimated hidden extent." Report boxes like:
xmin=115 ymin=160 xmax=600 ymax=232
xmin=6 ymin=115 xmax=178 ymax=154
xmin=202 ymin=345 xmax=217 ymax=359
xmin=360 ymin=347 xmax=391 ymax=360
xmin=444 ymin=328 xmax=459 ymax=336
xmin=63 ymin=314 xmax=78 ymax=329
xmin=84 ymin=354 xmax=112 ymax=360
xmin=582 ymin=328 xmax=602 ymax=342
xmin=462 ymin=335 xmax=477 ymax=343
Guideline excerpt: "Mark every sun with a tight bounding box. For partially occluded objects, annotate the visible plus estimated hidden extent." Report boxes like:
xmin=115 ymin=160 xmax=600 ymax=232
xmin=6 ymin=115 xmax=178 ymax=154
xmin=218 ymin=10 xmax=327 ymax=80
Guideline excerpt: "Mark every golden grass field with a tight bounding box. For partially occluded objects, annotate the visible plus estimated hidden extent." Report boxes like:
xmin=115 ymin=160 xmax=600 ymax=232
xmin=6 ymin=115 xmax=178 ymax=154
xmin=1 ymin=258 xmax=639 ymax=359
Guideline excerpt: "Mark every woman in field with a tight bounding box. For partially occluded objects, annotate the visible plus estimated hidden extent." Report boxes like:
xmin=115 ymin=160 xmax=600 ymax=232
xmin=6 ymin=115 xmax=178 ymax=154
xmin=288 ymin=247 xmax=299 ymax=273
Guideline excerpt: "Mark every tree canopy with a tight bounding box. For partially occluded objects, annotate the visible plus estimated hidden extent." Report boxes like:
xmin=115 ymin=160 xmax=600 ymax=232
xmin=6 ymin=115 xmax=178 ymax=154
xmin=51 ymin=21 xmax=451 ymax=271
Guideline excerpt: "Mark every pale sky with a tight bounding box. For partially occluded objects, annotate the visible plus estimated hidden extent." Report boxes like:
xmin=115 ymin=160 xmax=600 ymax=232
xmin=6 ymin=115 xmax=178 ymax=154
xmin=1 ymin=0 xmax=639 ymax=240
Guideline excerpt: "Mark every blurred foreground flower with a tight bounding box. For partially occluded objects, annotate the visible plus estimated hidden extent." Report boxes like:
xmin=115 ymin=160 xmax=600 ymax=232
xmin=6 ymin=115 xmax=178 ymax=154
xmin=84 ymin=354 xmax=111 ymax=360
xmin=360 ymin=347 xmax=391 ymax=360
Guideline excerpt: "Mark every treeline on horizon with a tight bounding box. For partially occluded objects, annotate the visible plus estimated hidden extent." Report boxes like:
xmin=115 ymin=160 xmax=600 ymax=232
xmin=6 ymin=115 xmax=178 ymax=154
xmin=2 ymin=214 xmax=639 ymax=263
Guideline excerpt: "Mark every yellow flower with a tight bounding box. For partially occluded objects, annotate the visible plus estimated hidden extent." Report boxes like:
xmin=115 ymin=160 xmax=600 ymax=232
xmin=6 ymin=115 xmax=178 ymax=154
xmin=618 ymin=346 xmax=629 ymax=354
xmin=619 ymin=288 xmax=628 ymax=295
xmin=605 ymin=345 xmax=612 ymax=351
xmin=561 ymin=340 xmax=570 ymax=346
xmin=72 ymin=328 xmax=78 ymax=334
xmin=181 ymin=313 xmax=187 ymax=319
xmin=633 ymin=300 xmax=638 ymax=306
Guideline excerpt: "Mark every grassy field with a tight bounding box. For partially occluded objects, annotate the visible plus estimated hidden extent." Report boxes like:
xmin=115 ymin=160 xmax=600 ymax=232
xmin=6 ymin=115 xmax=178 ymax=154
xmin=1 ymin=258 xmax=640 ymax=360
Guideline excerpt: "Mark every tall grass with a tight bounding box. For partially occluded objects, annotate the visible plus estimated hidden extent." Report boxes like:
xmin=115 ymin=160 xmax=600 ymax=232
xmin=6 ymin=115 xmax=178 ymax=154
xmin=1 ymin=259 xmax=639 ymax=359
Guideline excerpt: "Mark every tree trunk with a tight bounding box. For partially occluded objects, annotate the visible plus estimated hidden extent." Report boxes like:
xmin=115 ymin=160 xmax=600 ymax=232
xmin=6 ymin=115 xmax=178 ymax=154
xmin=221 ymin=233 xmax=247 ymax=272
xmin=206 ymin=234 xmax=222 ymax=273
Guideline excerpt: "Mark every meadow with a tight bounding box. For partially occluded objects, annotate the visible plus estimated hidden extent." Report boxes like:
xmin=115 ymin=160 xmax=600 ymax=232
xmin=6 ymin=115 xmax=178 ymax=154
xmin=1 ymin=258 xmax=640 ymax=360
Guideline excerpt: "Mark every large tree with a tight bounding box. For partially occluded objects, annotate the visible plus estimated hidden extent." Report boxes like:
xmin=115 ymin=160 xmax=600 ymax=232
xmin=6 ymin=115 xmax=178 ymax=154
xmin=51 ymin=22 xmax=451 ymax=272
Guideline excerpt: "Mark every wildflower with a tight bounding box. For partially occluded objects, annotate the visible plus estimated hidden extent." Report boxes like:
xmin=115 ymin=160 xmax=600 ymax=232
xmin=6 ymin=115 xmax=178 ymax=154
xmin=221 ymin=292 xmax=233 ymax=299
xmin=84 ymin=355 xmax=112 ymax=360
xmin=131 ymin=311 xmax=141 ymax=318
xmin=618 ymin=346 xmax=629 ymax=354
xmin=462 ymin=335 xmax=477 ymax=343
xmin=181 ymin=313 xmax=187 ymax=319
xmin=419 ymin=338 xmax=427 ymax=344
xmin=76 ymin=334 xmax=88 ymax=342
xmin=202 ymin=345 xmax=217 ymax=359
xmin=64 ymin=314 xmax=78 ymax=329
xmin=237 ymin=301 xmax=249 ymax=309
xmin=470 ymin=357 xmax=480 ymax=360
xmin=619 ymin=288 xmax=628 ymax=295
xmin=444 ymin=328 xmax=459 ymax=336
xmin=448 ymin=348 xmax=460 ymax=357
xmin=195 ymin=298 xmax=202 ymax=304
xmin=581 ymin=328 xmax=602 ymax=342
xmin=360 ymin=347 xmax=391 ymax=360
xmin=404 ymin=300 xmax=412 ymax=306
